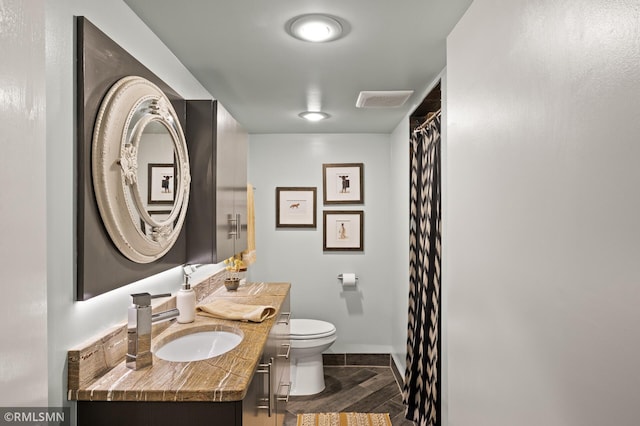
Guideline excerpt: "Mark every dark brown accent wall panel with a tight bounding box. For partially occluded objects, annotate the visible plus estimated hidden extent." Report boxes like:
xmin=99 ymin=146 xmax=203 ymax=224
xmin=185 ymin=100 xmax=217 ymax=264
xmin=76 ymin=17 xmax=186 ymax=300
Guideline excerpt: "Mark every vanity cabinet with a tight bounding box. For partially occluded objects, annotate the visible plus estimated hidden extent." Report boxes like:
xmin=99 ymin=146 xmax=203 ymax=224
xmin=274 ymin=297 xmax=291 ymax=426
xmin=186 ymin=100 xmax=248 ymax=264
xmin=242 ymin=294 xmax=291 ymax=426
xmin=77 ymin=401 xmax=240 ymax=426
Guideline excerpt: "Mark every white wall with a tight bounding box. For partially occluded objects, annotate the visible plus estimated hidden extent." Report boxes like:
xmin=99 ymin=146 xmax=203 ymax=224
xmin=388 ymin=118 xmax=410 ymax=370
xmin=0 ymin=0 xmax=48 ymax=406
xmin=446 ymin=1 xmax=640 ymax=425
xmin=45 ymin=0 xmax=213 ymax=409
xmin=248 ymin=134 xmax=394 ymax=353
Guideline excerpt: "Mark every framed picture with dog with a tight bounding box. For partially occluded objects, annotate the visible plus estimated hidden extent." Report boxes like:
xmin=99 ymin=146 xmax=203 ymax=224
xmin=322 ymin=163 xmax=364 ymax=204
xmin=276 ymin=187 xmax=317 ymax=228
xmin=147 ymin=163 xmax=176 ymax=205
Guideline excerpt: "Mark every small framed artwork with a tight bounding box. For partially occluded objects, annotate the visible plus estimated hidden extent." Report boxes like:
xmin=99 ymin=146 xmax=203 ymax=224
xmin=276 ymin=187 xmax=317 ymax=228
xmin=323 ymin=163 xmax=364 ymax=204
xmin=323 ymin=210 xmax=364 ymax=251
xmin=148 ymin=163 xmax=176 ymax=205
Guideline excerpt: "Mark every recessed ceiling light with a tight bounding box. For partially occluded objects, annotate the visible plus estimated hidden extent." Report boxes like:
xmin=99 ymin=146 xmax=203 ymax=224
xmin=287 ymin=14 xmax=344 ymax=43
xmin=299 ymin=111 xmax=330 ymax=121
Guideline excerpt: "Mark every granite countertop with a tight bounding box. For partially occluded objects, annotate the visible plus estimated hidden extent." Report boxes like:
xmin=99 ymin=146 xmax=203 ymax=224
xmin=68 ymin=281 xmax=290 ymax=402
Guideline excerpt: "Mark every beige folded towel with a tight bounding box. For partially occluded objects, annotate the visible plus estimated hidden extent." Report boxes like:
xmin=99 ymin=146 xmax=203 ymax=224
xmin=196 ymin=299 xmax=276 ymax=323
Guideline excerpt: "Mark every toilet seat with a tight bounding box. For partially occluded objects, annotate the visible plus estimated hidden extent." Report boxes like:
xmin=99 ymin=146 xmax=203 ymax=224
xmin=290 ymin=319 xmax=336 ymax=340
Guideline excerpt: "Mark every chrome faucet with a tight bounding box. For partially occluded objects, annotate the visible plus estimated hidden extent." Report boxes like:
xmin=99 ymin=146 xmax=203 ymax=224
xmin=126 ymin=292 xmax=179 ymax=370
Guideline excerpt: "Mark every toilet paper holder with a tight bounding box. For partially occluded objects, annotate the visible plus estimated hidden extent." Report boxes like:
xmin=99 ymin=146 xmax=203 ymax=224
xmin=337 ymin=274 xmax=359 ymax=282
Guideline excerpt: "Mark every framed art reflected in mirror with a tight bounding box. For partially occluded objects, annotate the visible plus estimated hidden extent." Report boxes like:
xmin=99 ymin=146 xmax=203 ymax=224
xmin=148 ymin=163 xmax=177 ymax=205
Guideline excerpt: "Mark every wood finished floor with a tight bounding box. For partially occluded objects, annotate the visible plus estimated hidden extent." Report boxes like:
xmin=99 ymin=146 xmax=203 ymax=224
xmin=284 ymin=366 xmax=416 ymax=426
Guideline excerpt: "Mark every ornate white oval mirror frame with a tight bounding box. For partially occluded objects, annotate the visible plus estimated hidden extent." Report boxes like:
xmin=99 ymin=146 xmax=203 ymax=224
xmin=92 ymin=76 xmax=190 ymax=263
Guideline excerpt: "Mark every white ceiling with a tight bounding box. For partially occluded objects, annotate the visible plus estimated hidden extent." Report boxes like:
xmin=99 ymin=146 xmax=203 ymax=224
xmin=124 ymin=0 xmax=472 ymax=134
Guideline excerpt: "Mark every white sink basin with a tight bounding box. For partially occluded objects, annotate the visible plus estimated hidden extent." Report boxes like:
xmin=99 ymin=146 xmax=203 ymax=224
xmin=154 ymin=330 xmax=243 ymax=362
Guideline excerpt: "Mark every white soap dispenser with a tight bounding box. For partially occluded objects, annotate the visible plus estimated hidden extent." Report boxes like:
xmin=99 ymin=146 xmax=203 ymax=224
xmin=176 ymin=274 xmax=196 ymax=324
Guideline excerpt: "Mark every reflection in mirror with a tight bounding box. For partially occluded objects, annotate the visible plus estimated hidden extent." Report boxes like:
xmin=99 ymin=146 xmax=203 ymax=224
xmin=92 ymin=76 xmax=190 ymax=263
xmin=128 ymin=118 xmax=177 ymax=240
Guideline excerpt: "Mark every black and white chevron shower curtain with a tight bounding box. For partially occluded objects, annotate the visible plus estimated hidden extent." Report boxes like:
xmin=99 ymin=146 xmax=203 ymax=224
xmin=403 ymin=113 xmax=442 ymax=426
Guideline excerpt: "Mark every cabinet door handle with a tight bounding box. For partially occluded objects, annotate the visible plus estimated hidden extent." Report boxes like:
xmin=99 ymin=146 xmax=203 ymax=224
xmin=277 ymin=312 xmax=291 ymax=325
xmin=228 ymin=214 xmax=238 ymax=238
xmin=277 ymin=382 xmax=292 ymax=403
xmin=278 ymin=343 xmax=291 ymax=359
xmin=256 ymin=360 xmax=273 ymax=417
xmin=236 ymin=213 xmax=241 ymax=240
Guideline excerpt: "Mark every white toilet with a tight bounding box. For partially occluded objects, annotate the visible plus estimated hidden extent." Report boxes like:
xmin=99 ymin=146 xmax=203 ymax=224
xmin=288 ymin=319 xmax=337 ymax=396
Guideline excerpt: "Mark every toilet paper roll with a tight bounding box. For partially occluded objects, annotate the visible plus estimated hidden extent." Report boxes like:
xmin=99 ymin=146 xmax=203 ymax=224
xmin=341 ymin=273 xmax=357 ymax=286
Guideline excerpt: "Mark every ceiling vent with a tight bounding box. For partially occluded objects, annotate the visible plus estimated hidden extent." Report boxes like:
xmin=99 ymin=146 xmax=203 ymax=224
xmin=355 ymin=90 xmax=414 ymax=108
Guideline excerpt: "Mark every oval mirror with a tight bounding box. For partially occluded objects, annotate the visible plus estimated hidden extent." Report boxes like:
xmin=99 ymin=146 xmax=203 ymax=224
xmin=92 ymin=76 xmax=190 ymax=263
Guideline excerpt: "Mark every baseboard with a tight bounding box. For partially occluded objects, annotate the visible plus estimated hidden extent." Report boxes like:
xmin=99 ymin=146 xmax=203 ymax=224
xmin=390 ymin=356 xmax=404 ymax=389
xmin=322 ymin=353 xmax=391 ymax=367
